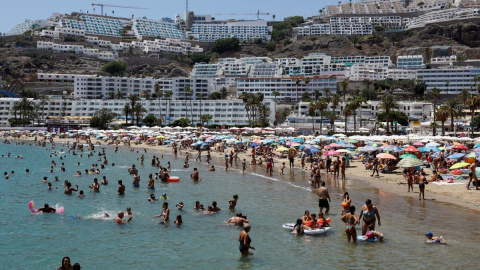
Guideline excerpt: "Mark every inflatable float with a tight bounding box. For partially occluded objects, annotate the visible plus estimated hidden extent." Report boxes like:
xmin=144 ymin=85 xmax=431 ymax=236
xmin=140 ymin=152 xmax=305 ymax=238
xmin=29 ymin=201 xmax=64 ymax=214
xmin=450 ymin=170 xmax=462 ymax=175
xmin=357 ymin=235 xmax=378 ymax=242
xmin=167 ymin=176 xmax=180 ymax=182
xmin=426 ymin=239 xmax=447 ymax=244
xmin=282 ymin=223 xmax=331 ymax=235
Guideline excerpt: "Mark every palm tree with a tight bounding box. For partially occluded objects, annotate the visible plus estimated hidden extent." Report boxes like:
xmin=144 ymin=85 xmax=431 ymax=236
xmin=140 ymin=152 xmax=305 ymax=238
xmin=342 ymin=103 xmax=354 ymax=134
xmin=460 ymin=89 xmax=470 ymax=107
xmin=323 ymin=88 xmax=331 ymax=104
xmin=122 ymin=104 xmax=130 ymax=124
xmin=443 ymin=98 xmax=463 ymax=136
xmin=184 ymin=86 xmax=194 ymax=125
xmin=164 ymin=90 xmax=173 ymax=125
xmin=445 ymin=81 xmax=450 ymax=93
xmin=430 ymin=87 xmax=441 ymax=136
xmin=330 ymin=93 xmax=341 ymax=115
xmin=154 ymin=83 xmax=164 ymax=125
xmin=115 ymin=90 xmax=123 ymax=99
xmin=316 ymin=98 xmax=328 ymax=135
xmin=308 ymin=102 xmax=317 ymax=133
xmin=239 ymin=92 xmax=252 ymax=126
xmin=340 ymin=78 xmax=349 ymax=102
xmin=313 ymin=89 xmax=321 ymax=101
xmin=133 ymin=103 xmax=147 ymax=126
xmin=220 ymin=87 xmax=228 ymax=99
xmin=466 ymin=94 xmax=480 ymax=138
xmin=304 ymin=77 xmax=311 ymax=99
xmin=200 ymin=114 xmax=213 ymax=127
xmin=198 ymin=93 xmax=205 ymax=126
xmin=378 ymin=94 xmax=399 ymax=134
xmin=323 ymin=111 xmax=339 ymax=133
xmin=272 ymin=91 xmax=280 ymax=103
xmin=128 ymin=94 xmax=140 ymax=124
xmin=295 ymin=78 xmax=302 ymax=102
xmin=435 ymin=105 xmax=449 ymax=136
xmin=39 ymin=94 xmax=49 ymax=123
xmin=349 ymin=96 xmax=365 ymax=133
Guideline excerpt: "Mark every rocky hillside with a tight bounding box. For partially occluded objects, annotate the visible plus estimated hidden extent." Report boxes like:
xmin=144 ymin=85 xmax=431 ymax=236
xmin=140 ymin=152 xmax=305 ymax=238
xmin=1 ymin=20 xmax=480 ymax=85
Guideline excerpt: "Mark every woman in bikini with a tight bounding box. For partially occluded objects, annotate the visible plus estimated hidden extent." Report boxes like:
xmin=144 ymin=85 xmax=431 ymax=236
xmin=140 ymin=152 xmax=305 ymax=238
xmin=341 ymin=205 xmax=358 ymax=243
xmin=358 ymin=199 xmax=381 ymax=235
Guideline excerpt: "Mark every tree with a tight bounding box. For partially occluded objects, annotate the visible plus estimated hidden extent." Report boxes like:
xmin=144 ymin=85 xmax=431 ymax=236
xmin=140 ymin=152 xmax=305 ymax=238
xmin=313 ymin=89 xmax=321 ymax=101
xmin=128 ymin=94 xmax=140 ymax=124
xmin=413 ymin=81 xmax=426 ymax=97
xmin=200 ymin=114 xmax=213 ymax=127
xmin=430 ymin=87 xmax=441 ymax=136
xmin=443 ymin=98 xmax=463 ymax=136
xmin=466 ymin=94 xmax=480 ymax=138
xmin=316 ymin=98 xmax=328 ymax=135
xmin=39 ymin=94 xmax=49 ymax=123
xmin=308 ymin=102 xmax=317 ymax=133
xmin=435 ymin=105 xmax=449 ymax=136
xmin=211 ymin=38 xmax=240 ymax=53
xmin=133 ymin=103 xmax=147 ymax=126
xmin=102 ymin=60 xmax=127 ymax=75
xmin=272 ymin=91 xmax=280 ymax=103
xmin=220 ymin=87 xmax=228 ymax=99
xmin=154 ymin=83 xmax=164 ymax=125
xmin=330 ymin=93 xmax=341 ymax=115
xmin=258 ymin=104 xmax=271 ymax=127
xmin=164 ymin=90 xmax=173 ymax=125
xmin=340 ymin=79 xmax=349 ymax=102
xmin=172 ymin=117 xmax=190 ymax=127
xmin=295 ymin=78 xmax=302 ymax=102
xmin=190 ymin=53 xmax=210 ymax=64
xmin=378 ymin=94 xmax=399 ymax=134
xmin=210 ymin=92 xmax=222 ymax=100
xmin=143 ymin=114 xmax=157 ymax=126
xmin=342 ymin=103 xmax=354 ymax=134
xmin=122 ymin=104 xmax=130 ymax=124
xmin=90 ymin=108 xmax=117 ymax=130
xmin=349 ymin=96 xmax=365 ymax=132
xmin=460 ymin=89 xmax=470 ymax=107
xmin=323 ymin=111 xmax=339 ymax=133
xmin=184 ymin=86 xmax=194 ymax=125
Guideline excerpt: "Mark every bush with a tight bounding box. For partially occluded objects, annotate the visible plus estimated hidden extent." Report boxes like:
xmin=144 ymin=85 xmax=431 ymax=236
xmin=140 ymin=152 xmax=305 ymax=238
xmin=190 ymin=52 xmax=210 ymax=64
xmin=102 ymin=60 xmax=127 ymax=75
xmin=211 ymin=38 xmax=240 ymax=53
xmin=64 ymin=36 xmax=77 ymax=42
xmin=265 ymin=42 xmax=276 ymax=52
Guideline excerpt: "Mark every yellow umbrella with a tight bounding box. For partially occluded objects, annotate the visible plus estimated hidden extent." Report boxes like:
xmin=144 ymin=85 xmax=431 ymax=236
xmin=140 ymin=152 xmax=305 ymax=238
xmin=438 ymin=147 xmax=446 ymax=150
xmin=156 ymin=136 xmax=166 ymax=139
xmin=276 ymin=147 xmax=289 ymax=152
xmin=449 ymin=162 xmax=470 ymax=169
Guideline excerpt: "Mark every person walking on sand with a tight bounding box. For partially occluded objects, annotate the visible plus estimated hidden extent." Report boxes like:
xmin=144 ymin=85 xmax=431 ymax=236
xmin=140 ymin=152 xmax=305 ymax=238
xmin=371 ymin=158 xmax=379 ymax=177
xmin=467 ymin=160 xmax=480 ymax=190
xmin=341 ymin=157 xmax=347 ymax=181
xmin=317 ymin=181 xmax=331 ymax=215
xmin=242 ymin=159 xmax=246 ymax=173
xmin=407 ymin=168 xmax=414 ymax=192
xmin=266 ymin=155 xmax=274 ymax=176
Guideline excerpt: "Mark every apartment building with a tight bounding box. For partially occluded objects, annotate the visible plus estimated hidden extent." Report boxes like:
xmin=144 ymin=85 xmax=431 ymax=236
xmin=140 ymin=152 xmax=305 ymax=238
xmin=190 ymin=20 xmax=272 ymax=42
xmin=397 ymin=55 xmax=425 ymax=69
xmin=417 ymin=67 xmax=480 ymax=93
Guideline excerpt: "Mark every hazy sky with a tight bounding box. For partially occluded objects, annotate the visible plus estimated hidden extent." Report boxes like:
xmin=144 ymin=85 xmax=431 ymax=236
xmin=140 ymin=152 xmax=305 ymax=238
xmin=0 ymin=0 xmax=339 ymax=33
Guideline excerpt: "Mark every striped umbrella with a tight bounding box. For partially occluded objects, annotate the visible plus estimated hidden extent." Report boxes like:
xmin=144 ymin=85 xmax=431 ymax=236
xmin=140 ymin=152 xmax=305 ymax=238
xmin=396 ymin=156 xmax=423 ymax=168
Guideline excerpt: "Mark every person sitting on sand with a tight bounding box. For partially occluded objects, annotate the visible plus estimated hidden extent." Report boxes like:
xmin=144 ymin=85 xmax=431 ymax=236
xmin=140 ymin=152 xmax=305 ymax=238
xmin=425 ymin=232 xmax=447 ymax=244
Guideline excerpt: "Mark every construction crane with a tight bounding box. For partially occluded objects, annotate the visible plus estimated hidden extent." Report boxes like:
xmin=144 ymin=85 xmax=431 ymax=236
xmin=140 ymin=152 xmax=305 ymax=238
xmin=91 ymin=3 xmax=149 ymax=16
xmin=213 ymin=10 xmax=270 ymax=20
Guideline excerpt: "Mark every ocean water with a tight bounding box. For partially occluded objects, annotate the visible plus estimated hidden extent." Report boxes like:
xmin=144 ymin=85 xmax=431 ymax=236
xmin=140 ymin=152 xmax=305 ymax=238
xmin=0 ymin=141 xmax=479 ymax=270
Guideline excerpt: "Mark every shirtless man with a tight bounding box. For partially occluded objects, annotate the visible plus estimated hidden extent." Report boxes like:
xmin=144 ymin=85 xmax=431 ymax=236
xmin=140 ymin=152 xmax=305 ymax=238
xmin=242 ymin=159 xmax=246 ymax=173
xmin=467 ymin=160 xmax=480 ymax=190
xmin=340 ymin=157 xmax=347 ymax=181
xmin=38 ymin=203 xmax=56 ymax=213
xmin=115 ymin=211 xmax=132 ymax=224
xmin=117 ymin=180 xmax=125 ymax=195
xmin=418 ymin=172 xmax=428 ymax=200
xmin=132 ymin=172 xmax=140 ymax=187
xmin=317 ymin=181 xmax=331 ymax=215
xmin=64 ymin=182 xmax=78 ymax=195
xmin=191 ymin=168 xmax=202 ymax=181
xmin=227 ymin=213 xmax=249 ymax=226
xmin=89 ymin=178 xmax=100 ymax=192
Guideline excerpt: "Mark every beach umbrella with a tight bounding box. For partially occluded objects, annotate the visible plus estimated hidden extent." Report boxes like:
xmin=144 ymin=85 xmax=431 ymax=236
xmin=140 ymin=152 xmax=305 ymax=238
xmin=276 ymin=147 xmax=289 ymax=152
xmin=308 ymin=148 xmax=322 ymax=154
xmin=452 ymin=144 xmax=469 ymax=150
xmin=325 ymin=150 xmax=341 ymax=156
xmin=403 ymin=145 xmax=420 ymax=153
xmin=360 ymin=146 xmax=378 ymax=152
xmin=299 ymin=144 xmax=312 ymax=150
xmin=134 ymin=136 xmax=142 ymax=140
xmin=449 ymin=162 xmax=470 ymax=170
xmin=382 ymin=145 xmax=402 ymax=152
xmin=413 ymin=142 xmax=424 ymax=146
xmin=337 ymin=149 xmax=350 ymax=153
xmin=376 ymin=153 xmax=396 ymax=160
xmin=399 ymin=153 xmax=416 ymax=159
xmin=349 ymin=139 xmax=358 ymax=143
xmin=289 ymin=142 xmax=302 ymax=147
xmin=292 ymin=138 xmax=304 ymax=143
xmin=425 ymin=142 xmax=440 ymax=147
xmin=396 ymin=156 xmax=423 ymax=168
xmin=447 ymin=153 xmax=465 ymax=159
xmin=250 ymin=143 xmax=260 ymax=147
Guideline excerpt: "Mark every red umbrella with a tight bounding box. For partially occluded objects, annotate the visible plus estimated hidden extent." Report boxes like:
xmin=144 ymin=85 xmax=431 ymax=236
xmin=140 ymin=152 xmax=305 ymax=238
xmin=452 ymin=144 xmax=469 ymax=150
xmin=403 ymin=145 xmax=420 ymax=153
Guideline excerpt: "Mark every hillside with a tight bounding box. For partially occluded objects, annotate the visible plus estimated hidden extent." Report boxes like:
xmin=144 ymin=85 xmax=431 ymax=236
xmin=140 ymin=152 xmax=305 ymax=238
xmin=1 ymin=21 xmax=480 ymax=85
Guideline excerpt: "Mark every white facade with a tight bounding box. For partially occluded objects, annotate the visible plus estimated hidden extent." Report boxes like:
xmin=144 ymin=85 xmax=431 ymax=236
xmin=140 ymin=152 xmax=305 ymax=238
xmin=397 ymin=55 xmax=425 ymax=69
xmin=132 ymin=18 xmax=187 ymax=40
xmin=431 ymin=55 xmax=457 ymax=65
xmin=37 ymin=41 xmax=117 ymax=60
xmin=348 ymin=63 xmax=389 ymax=81
xmin=407 ymin=7 xmax=480 ymax=29
xmin=387 ymin=69 xmax=417 ymax=80
xmin=417 ymin=67 xmax=480 ymax=93
xmin=236 ymin=76 xmax=339 ymax=102
xmin=7 ymin=19 xmax=55 ymax=36
xmin=0 ymin=98 xmax=275 ymax=127
xmin=191 ymin=20 xmax=272 ymax=42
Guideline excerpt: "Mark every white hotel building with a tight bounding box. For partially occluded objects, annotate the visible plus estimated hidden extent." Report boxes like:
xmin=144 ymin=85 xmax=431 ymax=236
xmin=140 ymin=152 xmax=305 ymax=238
xmin=190 ymin=20 xmax=272 ymax=42
xmin=417 ymin=67 xmax=480 ymax=93
xmin=0 ymin=98 xmax=275 ymax=127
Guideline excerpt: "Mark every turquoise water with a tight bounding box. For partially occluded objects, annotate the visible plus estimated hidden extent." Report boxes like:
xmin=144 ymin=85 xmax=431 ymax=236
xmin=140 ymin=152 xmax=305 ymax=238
xmin=0 ymin=141 xmax=479 ymax=270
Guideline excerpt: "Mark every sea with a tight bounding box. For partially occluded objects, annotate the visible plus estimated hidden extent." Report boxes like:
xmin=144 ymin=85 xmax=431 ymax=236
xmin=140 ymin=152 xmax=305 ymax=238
xmin=0 ymin=140 xmax=479 ymax=269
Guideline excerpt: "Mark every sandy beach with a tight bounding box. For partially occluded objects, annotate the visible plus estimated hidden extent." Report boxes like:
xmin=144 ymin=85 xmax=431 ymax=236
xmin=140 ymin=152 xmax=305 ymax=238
xmin=14 ymin=135 xmax=480 ymax=213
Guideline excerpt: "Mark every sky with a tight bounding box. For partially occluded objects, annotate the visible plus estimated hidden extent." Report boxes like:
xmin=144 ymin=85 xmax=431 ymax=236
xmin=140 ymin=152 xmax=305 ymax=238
xmin=0 ymin=0 xmax=339 ymax=33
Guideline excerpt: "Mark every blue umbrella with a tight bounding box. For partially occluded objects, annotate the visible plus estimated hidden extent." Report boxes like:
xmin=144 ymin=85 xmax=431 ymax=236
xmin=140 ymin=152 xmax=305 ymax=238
xmin=308 ymin=148 xmax=321 ymax=154
xmin=293 ymin=138 xmax=304 ymax=143
xmin=447 ymin=153 xmax=465 ymax=159
xmin=360 ymin=146 xmax=378 ymax=152
xmin=251 ymin=143 xmax=260 ymax=147
xmin=235 ymin=141 xmax=245 ymax=145
xmin=424 ymin=146 xmax=441 ymax=152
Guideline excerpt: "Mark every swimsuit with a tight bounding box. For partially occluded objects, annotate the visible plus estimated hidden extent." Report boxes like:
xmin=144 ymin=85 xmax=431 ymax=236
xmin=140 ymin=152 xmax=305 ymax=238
xmin=419 ymin=183 xmax=425 ymax=188
xmin=148 ymin=186 xmax=155 ymax=190
xmin=133 ymin=184 xmax=140 ymax=188
xmin=239 ymin=234 xmax=251 ymax=252
xmin=363 ymin=209 xmax=376 ymax=224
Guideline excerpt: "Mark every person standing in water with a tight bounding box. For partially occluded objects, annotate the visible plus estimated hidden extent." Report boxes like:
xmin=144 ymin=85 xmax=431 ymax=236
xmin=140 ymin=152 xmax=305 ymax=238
xmin=239 ymin=224 xmax=255 ymax=255
xmin=229 ymin=195 xmax=239 ymax=209
xmin=153 ymin=202 xmax=170 ymax=223
xmin=341 ymin=205 xmax=358 ymax=243
xmin=117 ymin=180 xmax=125 ymax=195
xmin=115 ymin=211 xmax=132 ymax=224
xmin=89 ymin=178 xmax=100 ymax=192
xmin=317 ymin=181 xmax=331 ymax=215
xmin=418 ymin=172 xmax=428 ymax=200
xmin=358 ymin=199 xmax=381 ymax=235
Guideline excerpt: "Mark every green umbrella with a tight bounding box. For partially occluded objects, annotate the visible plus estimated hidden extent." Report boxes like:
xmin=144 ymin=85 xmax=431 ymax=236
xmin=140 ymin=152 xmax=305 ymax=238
xmin=400 ymin=153 xmax=416 ymax=159
xmin=349 ymin=139 xmax=358 ymax=143
xmin=396 ymin=156 xmax=423 ymax=168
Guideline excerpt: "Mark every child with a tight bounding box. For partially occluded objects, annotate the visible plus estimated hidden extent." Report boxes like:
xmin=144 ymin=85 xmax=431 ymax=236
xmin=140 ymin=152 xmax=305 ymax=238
xmin=425 ymin=232 xmax=447 ymax=244
xmin=77 ymin=190 xmax=85 ymax=198
xmin=280 ymin=162 xmax=286 ymax=175
xmin=366 ymin=224 xmax=384 ymax=242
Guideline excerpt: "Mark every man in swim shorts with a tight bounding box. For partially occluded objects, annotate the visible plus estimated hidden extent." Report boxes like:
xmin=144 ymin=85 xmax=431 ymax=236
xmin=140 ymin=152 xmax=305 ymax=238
xmin=317 ymin=181 xmax=331 ymax=215
xmin=467 ymin=160 xmax=479 ymax=190
xmin=132 ymin=172 xmax=140 ymax=187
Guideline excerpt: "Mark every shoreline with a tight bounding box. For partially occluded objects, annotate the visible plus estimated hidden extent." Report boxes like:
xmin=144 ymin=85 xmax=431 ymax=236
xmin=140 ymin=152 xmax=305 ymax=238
xmin=13 ymin=136 xmax=480 ymax=213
